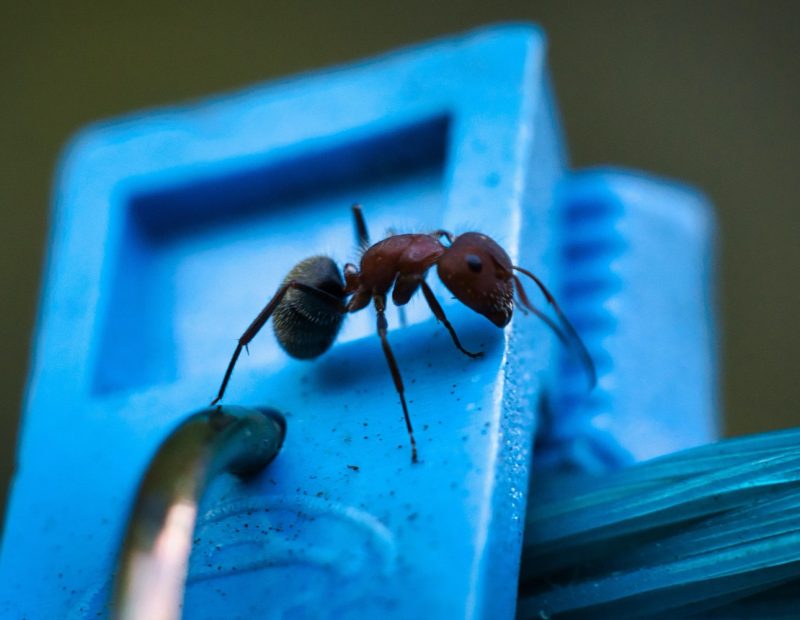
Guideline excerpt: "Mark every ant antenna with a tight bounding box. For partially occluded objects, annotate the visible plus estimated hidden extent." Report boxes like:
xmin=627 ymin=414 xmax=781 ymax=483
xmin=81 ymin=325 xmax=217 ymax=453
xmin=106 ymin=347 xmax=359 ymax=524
xmin=511 ymin=276 xmax=569 ymax=345
xmin=512 ymin=266 xmax=597 ymax=389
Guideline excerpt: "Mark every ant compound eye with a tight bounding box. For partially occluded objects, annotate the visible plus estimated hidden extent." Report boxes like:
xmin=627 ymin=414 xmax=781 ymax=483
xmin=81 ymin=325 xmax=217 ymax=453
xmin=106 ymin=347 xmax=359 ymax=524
xmin=465 ymin=254 xmax=483 ymax=273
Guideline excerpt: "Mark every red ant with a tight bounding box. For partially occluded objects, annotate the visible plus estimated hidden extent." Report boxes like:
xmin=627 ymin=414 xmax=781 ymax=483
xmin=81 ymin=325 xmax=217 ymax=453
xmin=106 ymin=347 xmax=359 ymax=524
xmin=212 ymin=205 xmax=595 ymax=463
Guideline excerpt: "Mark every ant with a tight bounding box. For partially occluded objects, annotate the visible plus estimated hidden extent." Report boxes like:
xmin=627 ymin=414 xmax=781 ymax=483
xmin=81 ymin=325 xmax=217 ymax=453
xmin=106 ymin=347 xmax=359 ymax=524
xmin=212 ymin=204 xmax=595 ymax=463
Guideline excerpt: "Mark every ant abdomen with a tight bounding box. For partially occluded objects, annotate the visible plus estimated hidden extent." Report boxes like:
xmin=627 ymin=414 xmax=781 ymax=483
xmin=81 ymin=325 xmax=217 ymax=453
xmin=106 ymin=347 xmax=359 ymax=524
xmin=271 ymin=256 xmax=346 ymax=359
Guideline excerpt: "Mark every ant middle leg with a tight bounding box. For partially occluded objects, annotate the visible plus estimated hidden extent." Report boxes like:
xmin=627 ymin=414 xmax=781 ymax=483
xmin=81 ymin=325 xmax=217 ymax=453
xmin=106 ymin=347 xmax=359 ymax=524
xmin=420 ymin=281 xmax=483 ymax=359
xmin=212 ymin=280 xmax=347 ymax=406
xmin=373 ymin=295 xmax=418 ymax=464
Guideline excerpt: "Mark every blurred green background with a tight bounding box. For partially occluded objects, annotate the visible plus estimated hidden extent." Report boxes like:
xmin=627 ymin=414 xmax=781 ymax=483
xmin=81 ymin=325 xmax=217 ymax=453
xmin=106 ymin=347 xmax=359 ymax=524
xmin=2 ymin=1 xmax=798 ymax=523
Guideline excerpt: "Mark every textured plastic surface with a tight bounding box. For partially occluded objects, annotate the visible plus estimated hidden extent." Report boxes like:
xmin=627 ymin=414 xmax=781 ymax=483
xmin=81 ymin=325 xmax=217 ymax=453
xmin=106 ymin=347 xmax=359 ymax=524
xmin=1 ymin=26 xmax=568 ymax=619
xmin=537 ymin=169 xmax=719 ymax=471
xmin=521 ymin=427 xmax=800 ymax=618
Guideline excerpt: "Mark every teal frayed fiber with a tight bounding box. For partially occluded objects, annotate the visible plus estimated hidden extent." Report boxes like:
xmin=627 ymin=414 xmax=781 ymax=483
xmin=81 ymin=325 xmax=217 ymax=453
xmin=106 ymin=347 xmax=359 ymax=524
xmin=518 ymin=428 xmax=800 ymax=619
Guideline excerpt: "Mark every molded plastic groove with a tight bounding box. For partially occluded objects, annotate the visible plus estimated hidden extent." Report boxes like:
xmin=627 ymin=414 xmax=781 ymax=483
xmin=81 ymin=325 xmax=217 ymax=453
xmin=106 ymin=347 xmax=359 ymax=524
xmin=563 ymin=238 xmax=626 ymax=264
xmin=562 ymin=276 xmax=623 ymax=302
xmin=538 ymin=170 xmax=718 ymax=470
xmin=538 ymin=191 xmax=625 ymax=469
xmin=560 ymin=200 xmax=623 ymax=371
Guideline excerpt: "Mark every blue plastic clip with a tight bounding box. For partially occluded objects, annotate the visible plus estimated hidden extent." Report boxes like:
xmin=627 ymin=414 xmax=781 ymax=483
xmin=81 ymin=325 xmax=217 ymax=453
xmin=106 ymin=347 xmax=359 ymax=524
xmin=1 ymin=26 xmax=571 ymax=619
xmin=0 ymin=26 xmax=719 ymax=619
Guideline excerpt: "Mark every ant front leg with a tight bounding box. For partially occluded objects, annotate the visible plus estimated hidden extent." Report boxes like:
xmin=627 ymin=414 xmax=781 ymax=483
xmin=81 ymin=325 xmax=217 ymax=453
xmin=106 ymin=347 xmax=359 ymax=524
xmin=211 ymin=280 xmax=346 ymax=406
xmin=420 ymin=281 xmax=483 ymax=359
xmin=373 ymin=294 xmax=418 ymax=464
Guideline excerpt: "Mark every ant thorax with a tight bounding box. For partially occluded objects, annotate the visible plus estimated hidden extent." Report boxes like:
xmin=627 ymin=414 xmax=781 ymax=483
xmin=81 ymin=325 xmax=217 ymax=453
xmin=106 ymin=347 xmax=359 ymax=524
xmin=353 ymin=233 xmax=446 ymax=298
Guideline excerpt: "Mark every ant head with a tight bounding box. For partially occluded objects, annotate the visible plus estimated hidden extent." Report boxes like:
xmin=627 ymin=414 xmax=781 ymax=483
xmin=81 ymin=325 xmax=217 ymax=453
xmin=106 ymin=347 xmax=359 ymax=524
xmin=436 ymin=232 xmax=514 ymax=327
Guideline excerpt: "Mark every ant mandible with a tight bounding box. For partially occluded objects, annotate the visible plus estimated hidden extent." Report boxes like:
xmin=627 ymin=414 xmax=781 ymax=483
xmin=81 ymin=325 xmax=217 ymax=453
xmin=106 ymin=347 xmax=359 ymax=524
xmin=211 ymin=204 xmax=595 ymax=464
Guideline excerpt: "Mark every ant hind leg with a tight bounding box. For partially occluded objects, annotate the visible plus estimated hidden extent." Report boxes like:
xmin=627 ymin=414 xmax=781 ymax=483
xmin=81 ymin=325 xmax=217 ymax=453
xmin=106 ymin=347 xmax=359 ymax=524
xmin=212 ymin=280 xmax=347 ymax=406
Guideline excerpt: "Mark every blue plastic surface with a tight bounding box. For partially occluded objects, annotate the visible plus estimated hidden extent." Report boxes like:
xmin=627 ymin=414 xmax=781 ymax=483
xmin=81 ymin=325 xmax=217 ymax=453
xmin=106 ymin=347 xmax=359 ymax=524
xmin=1 ymin=26 xmax=570 ymax=619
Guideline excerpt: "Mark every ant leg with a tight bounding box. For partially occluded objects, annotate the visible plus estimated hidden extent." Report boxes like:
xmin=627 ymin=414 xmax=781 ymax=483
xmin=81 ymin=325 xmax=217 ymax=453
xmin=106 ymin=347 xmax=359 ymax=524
xmin=420 ymin=281 xmax=483 ymax=358
xmin=386 ymin=225 xmax=408 ymax=328
xmin=431 ymin=229 xmax=454 ymax=246
xmin=374 ymin=295 xmax=418 ymax=464
xmin=211 ymin=280 xmax=347 ymax=405
xmin=351 ymin=203 xmax=370 ymax=250
xmin=398 ymin=304 xmax=409 ymax=329
xmin=512 ymin=266 xmax=597 ymax=389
